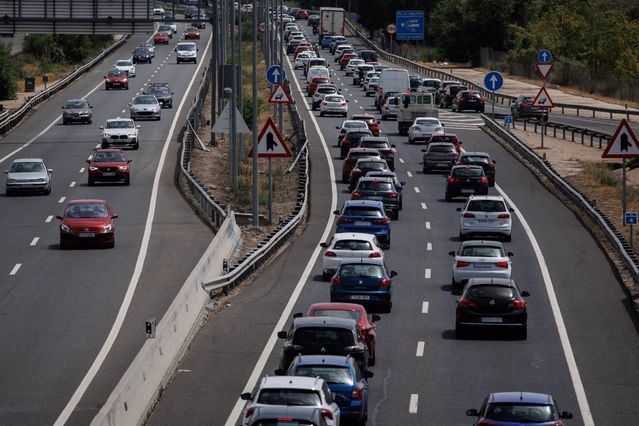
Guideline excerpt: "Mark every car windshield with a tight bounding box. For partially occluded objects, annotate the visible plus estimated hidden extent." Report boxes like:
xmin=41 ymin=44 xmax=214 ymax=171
xmin=460 ymin=246 xmax=504 ymax=257
xmin=92 ymin=152 xmax=126 ymax=163
xmin=134 ymin=96 xmax=157 ymax=105
xmin=340 ymin=264 xmax=384 ymax=278
xmin=358 ymin=181 xmax=393 ymax=191
xmin=334 ymin=239 xmax=373 ymax=250
xmin=178 ymin=44 xmax=196 ymax=51
xmin=66 ymin=101 xmax=87 ymax=109
xmin=317 ymin=88 xmax=337 ymax=94
xmin=106 ymin=121 xmax=134 ymax=129
xmin=429 ymin=145 xmax=456 ymax=153
xmin=452 ymin=168 xmax=483 ymax=177
xmin=416 ymin=119 xmax=440 ymax=126
xmin=116 ymin=60 xmax=132 ymax=67
xmin=134 ymin=48 xmax=149 ymax=54
xmin=343 ymin=207 xmax=383 ymax=217
xmin=148 ymin=87 xmax=169 ymax=96
xmin=159 ymin=25 xmax=172 ymax=32
xmin=293 ymin=327 xmax=354 ymax=347
xmin=296 ymin=366 xmax=354 ymax=386
xmin=467 ymin=285 xmax=514 ymax=300
xmin=485 ymin=403 xmax=555 ymax=422
xmin=463 ymin=155 xmax=490 ymax=164
xmin=256 ymin=389 xmax=322 ymax=407
xmin=10 ymin=162 xmax=44 ymax=173
xmin=467 ymin=200 xmax=507 ymax=212
xmin=361 ymin=141 xmax=389 ymax=149
xmin=107 ymin=70 xmax=125 ymax=77
xmin=312 ymin=309 xmax=361 ymax=322
xmin=65 ymin=203 xmax=109 ymax=218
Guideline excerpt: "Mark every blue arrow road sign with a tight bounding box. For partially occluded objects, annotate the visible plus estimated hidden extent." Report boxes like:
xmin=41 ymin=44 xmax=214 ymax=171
xmin=537 ymin=49 xmax=553 ymax=64
xmin=266 ymin=65 xmax=286 ymax=85
xmin=484 ymin=71 xmax=504 ymax=92
xmin=625 ymin=211 xmax=638 ymax=225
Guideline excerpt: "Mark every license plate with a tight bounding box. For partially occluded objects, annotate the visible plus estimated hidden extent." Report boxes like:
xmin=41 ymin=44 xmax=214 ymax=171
xmin=461 ymin=189 xmax=474 ymax=194
xmin=478 ymin=219 xmax=495 ymax=223
xmin=474 ymin=263 xmax=493 ymax=268
xmin=354 ymin=221 xmax=371 ymax=227
xmin=102 ymin=172 xmax=116 ymax=177
xmin=351 ymin=295 xmax=370 ymax=300
xmin=368 ymin=196 xmax=382 ymax=200
xmin=481 ymin=317 xmax=503 ymax=323
xmin=79 ymin=233 xmax=95 ymax=238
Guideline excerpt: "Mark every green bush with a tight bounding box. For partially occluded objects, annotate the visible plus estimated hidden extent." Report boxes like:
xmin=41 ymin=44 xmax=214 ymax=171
xmin=0 ymin=43 xmax=18 ymax=100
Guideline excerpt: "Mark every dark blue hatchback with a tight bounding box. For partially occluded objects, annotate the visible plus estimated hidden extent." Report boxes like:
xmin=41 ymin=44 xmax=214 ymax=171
xmin=287 ymin=355 xmax=373 ymax=424
xmin=330 ymin=258 xmax=397 ymax=313
xmin=334 ymin=200 xmax=391 ymax=248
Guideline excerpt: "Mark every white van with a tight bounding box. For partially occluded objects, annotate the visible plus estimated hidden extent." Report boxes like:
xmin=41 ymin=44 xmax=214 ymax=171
xmin=175 ymin=42 xmax=198 ymax=64
xmin=376 ymin=68 xmax=410 ymax=107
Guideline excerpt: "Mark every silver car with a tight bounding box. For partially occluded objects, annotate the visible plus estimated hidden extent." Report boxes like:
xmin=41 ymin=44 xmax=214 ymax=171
xmin=129 ymin=95 xmax=161 ymax=120
xmin=458 ymin=195 xmax=514 ymax=241
xmin=62 ymin=99 xmax=93 ymax=125
xmin=312 ymin=84 xmax=339 ymax=110
xmin=408 ymin=117 xmax=445 ymax=144
xmin=381 ymin=96 xmax=400 ymax=120
xmin=449 ymin=240 xmax=513 ymax=293
xmin=5 ymin=158 xmax=52 ymax=195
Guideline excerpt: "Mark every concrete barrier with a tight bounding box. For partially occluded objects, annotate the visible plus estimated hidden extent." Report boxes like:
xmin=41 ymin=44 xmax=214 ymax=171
xmin=91 ymin=213 xmax=242 ymax=426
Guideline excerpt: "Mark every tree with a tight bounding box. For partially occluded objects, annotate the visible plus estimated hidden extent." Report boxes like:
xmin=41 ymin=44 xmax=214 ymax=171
xmin=0 ymin=43 xmax=18 ymax=100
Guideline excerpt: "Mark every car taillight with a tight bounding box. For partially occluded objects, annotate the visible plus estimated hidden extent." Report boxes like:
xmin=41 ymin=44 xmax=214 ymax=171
xmin=498 ymin=213 xmax=510 ymax=219
xmin=245 ymin=407 xmax=255 ymax=417
xmin=448 ymin=177 xmax=457 ymax=183
xmin=343 ymin=138 xmax=350 ymax=146
xmin=372 ymin=218 xmax=389 ymax=224
xmin=456 ymin=260 xmax=470 ymax=267
xmin=341 ymin=102 xmax=347 ymax=106
xmin=480 ymin=177 xmax=488 ymax=184
xmin=509 ymin=299 xmax=526 ymax=310
xmin=369 ymin=252 xmax=382 ymax=258
xmin=338 ymin=217 xmax=353 ymax=223
xmin=324 ymin=251 xmax=336 ymax=257
xmin=380 ymin=278 xmax=391 ymax=286
xmin=321 ymin=101 xmax=327 ymax=106
xmin=319 ymin=409 xmax=333 ymax=420
xmin=495 ymin=261 xmax=509 ymax=268
xmin=352 ymin=192 xmax=362 ymax=198
xmin=351 ymin=386 xmax=363 ymax=400
xmin=277 ymin=419 xmax=294 ymax=423
xmin=331 ymin=277 xmax=341 ymax=286
xmin=384 ymin=193 xmax=398 ymax=198
xmin=477 ymin=420 xmax=502 ymax=426
xmin=463 ymin=213 xmax=475 ymax=218
xmin=383 ymin=105 xmax=388 ymax=109
xmin=457 ymin=298 xmax=476 ymax=308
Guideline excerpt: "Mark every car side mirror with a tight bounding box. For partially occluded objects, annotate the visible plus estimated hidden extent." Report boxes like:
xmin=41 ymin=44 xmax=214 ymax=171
xmin=371 ymin=314 xmax=381 ymax=322
xmin=171 ymin=91 xmax=175 ymax=94
xmin=3 ymin=170 xmax=7 ymax=174
xmin=390 ymin=271 xmax=398 ymax=278
xmin=521 ymin=290 xmax=530 ymax=297
xmin=277 ymin=331 xmax=287 ymax=339
xmin=507 ymin=252 xmax=514 ymax=257
xmin=136 ymin=125 xmax=141 ymax=129
xmin=47 ymin=169 xmax=53 ymax=173
xmin=319 ymin=242 xmax=328 ymax=248
xmin=363 ymin=370 xmax=374 ymax=379
xmin=127 ymin=103 xmax=132 ymax=106
xmin=56 ymin=215 xmax=63 ymax=220
xmin=456 ymin=207 xmax=462 ymax=211
xmin=99 ymin=126 xmax=104 ymax=130
xmin=509 ymin=208 xmax=515 ymax=212
xmin=560 ymin=411 xmax=573 ymax=420
xmin=86 ymin=160 xmax=91 ymax=164
xmin=333 ymin=210 xmax=340 ymax=214
xmin=466 ymin=409 xmax=479 ymax=417
xmin=111 ymin=214 xmax=119 ymax=219
xmin=240 ymin=392 xmax=253 ymax=401
xmin=293 ymin=312 xmax=303 ymax=318
xmin=103 ymin=76 xmax=107 ymax=79
xmin=61 ymin=106 xmax=65 ymax=109
xmin=127 ymin=159 xmax=132 ymax=164
xmin=492 ymin=160 xmax=496 ymax=164
xmin=400 ymin=182 xmax=406 ymax=186
xmin=274 ymin=368 xmax=287 ymax=376
xmin=448 ymin=251 xmax=455 ymax=256
xmin=335 ymin=126 xmax=340 ymax=129
xmin=391 ymin=144 xmax=396 ymax=148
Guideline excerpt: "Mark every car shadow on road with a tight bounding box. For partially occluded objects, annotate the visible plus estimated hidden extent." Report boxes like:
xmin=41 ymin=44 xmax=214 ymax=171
xmin=442 ymin=328 xmax=525 ymax=341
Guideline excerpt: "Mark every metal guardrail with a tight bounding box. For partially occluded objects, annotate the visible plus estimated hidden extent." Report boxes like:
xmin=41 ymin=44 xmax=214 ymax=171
xmin=482 ymin=114 xmax=639 ymax=281
xmin=0 ymin=35 xmax=129 ymax=135
xmin=345 ymin=20 xmax=639 ymax=120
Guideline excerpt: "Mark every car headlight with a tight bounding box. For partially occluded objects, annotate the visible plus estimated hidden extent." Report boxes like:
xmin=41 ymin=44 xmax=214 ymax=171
xmin=129 ymin=133 xmax=136 ymax=137
xmin=89 ymin=166 xmax=99 ymax=171
xmin=101 ymin=224 xmax=113 ymax=233
xmin=7 ymin=178 xmax=17 ymax=183
xmin=60 ymin=224 xmax=70 ymax=232
xmin=106 ymin=79 xmax=112 ymax=83
xmin=118 ymin=165 xmax=128 ymax=171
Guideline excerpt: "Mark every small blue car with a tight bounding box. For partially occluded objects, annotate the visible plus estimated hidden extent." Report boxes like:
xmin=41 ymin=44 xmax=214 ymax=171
xmin=321 ymin=35 xmax=334 ymax=49
xmin=334 ymin=200 xmax=391 ymax=248
xmin=330 ymin=258 xmax=396 ymax=312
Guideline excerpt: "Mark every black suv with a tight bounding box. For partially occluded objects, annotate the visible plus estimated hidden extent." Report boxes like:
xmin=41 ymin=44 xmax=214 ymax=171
xmin=445 ymin=165 xmax=489 ymax=201
xmin=456 ymin=152 xmax=496 ymax=186
xmin=452 ymin=90 xmax=485 ymax=113
xmin=144 ymin=83 xmax=174 ymax=108
xmin=352 ymin=177 xmax=401 ymax=220
xmin=132 ymin=47 xmax=152 ymax=64
xmin=277 ymin=317 xmax=369 ymax=372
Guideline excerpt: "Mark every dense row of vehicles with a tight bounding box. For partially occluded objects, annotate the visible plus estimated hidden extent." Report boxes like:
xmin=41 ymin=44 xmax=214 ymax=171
xmin=237 ymin=10 xmax=574 ymax=426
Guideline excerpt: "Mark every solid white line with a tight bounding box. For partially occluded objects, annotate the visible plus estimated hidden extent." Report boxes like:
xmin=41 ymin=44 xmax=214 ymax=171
xmin=416 ymin=341 xmax=425 ymax=357
xmin=495 ymin=185 xmax=595 ymax=425
xmin=425 ymin=221 xmax=431 ymax=229
xmin=422 ymin=301 xmax=429 ymax=313
xmin=414 ymin=187 xmax=420 ymax=193
xmin=57 ymin=197 xmax=66 ymax=204
xmin=399 ymin=158 xmax=405 ymax=163
xmin=420 ymin=202 xmax=427 ymax=210
xmin=409 ymin=394 xmax=419 ymax=414
xmin=224 ymin=48 xmax=339 ymax=426
xmin=69 ymin=181 xmax=76 ymax=188
xmin=30 ymin=237 xmax=39 ymax=247
xmin=79 ymin=168 xmax=85 ymax=173
xmin=45 ymin=215 xmax=53 ymax=223
xmin=424 ymin=268 xmax=431 ymax=279
xmin=9 ymin=263 xmax=21 ymax=276
xmin=54 ymin=35 xmax=214 ymax=426
xmin=406 ymin=171 xmax=413 ymax=177
xmin=426 ymin=242 xmax=432 ymax=251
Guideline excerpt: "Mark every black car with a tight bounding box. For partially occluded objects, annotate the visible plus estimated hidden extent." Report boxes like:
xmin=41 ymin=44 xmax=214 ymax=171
xmin=286 ymin=40 xmax=302 ymax=55
xmin=357 ymin=136 xmax=396 ymax=170
xmin=132 ymin=47 xmax=152 ymax=64
xmin=455 ymin=278 xmax=529 ymax=339
xmin=445 ymin=165 xmax=489 ymax=201
xmin=352 ymin=177 xmax=401 ymax=220
xmin=439 ymin=84 xmax=468 ymax=108
xmin=277 ymin=317 xmax=369 ymax=373
xmin=456 ymin=152 xmax=496 ymax=186
xmin=409 ymin=75 xmax=422 ymax=90
xmin=359 ymin=50 xmax=378 ymax=63
xmin=144 ymin=83 xmax=174 ymax=108
xmin=192 ymin=11 xmax=207 ymax=29
xmin=435 ymin=80 xmax=460 ymax=104
xmin=365 ymin=170 xmax=406 ymax=209
xmin=340 ymin=129 xmax=373 ymax=159
xmin=452 ymin=90 xmax=485 ymax=113
xmin=511 ymin=94 xmax=549 ymax=120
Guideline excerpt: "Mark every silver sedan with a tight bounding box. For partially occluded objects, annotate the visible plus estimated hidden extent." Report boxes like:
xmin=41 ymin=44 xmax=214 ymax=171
xmin=408 ymin=117 xmax=444 ymax=144
xmin=449 ymin=240 xmax=513 ymax=293
xmin=5 ymin=158 xmax=52 ymax=195
xmin=129 ymin=95 xmax=161 ymax=121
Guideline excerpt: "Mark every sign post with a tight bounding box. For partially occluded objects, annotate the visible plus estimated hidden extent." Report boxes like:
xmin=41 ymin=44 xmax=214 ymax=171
xmin=483 ymin=71 xmax=503 ymax=118
xmin=386 ymin=23 xmax=396 ymax=54
xmin=535 ymin=48 xmax=553 ymax=148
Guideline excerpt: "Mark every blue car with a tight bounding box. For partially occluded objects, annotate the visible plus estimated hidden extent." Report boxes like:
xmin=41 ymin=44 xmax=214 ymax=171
xmin=330 ymin=258 xmax=397 ymax=312
xmin=286 ymin=355 xmax=373 ymax=424
xmin=321 ymin=35 xmax=334 ymax=49
xmin=334 ymin=200 xmax=391 ymax=248
xmin=466 ymin=391 xmax=574 ymax=425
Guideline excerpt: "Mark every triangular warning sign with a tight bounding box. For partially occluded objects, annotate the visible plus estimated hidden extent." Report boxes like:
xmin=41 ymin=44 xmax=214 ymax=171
xmin=253 ymin=117 xmax=292 ymax=158
xmin=268 ymin=83 xmax=292 ymax=104
xmin=211 ymin=102 xmax=251 ymax=134
xmin=532 ymin=86 xmax=554 ymax=108
xmin=536 ymin=63 xmax=553 ymax=79
xmin=602 ymin=119 xmax=639 ymax=158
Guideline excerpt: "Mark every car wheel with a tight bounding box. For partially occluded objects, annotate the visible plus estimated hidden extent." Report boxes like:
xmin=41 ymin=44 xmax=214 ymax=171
xmin=88 ymin=119 xmax=92 ymax=125
xmin=62 ymin=118 xmax=68 ymax=125
xmin=133 ymin=142 xmax=140 ymax=150
xmin=408 ymin=138 xmax=414 ymax=144
xmin=342 ymin=113 xmax=347 ymax=117
xmin=322 ymin=271 xmax=331 ymax=281
xmin=342 ymin=175 xmax=349 ymax=184
xmin=319 ymin=112 xmax=324 ymax=117
xmin=60 ymin=239 xmax=70 ymax=250
xmin=383 ymin=301 xmax=392 ymax=313
xmin=455 ymin=323 xmax=467 ymax=339
xmin=106 ymin=238 xmax=115 ymax=249
xmin=504 ymin=234 xmax=512 ymax=242
xmin=125 ymin=177 xmax=130 ymax=186
xmin=459 ymin=232 xmax=466 ymax=241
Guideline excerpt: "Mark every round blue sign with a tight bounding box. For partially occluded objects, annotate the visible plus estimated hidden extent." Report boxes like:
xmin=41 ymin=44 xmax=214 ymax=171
xmin=483 ymin=71 xmax=503 ymax=92
xmin=266 ymin=65 xmax=286 ymax=85
xmin=537 ymin=49 xmax=553 ymax=64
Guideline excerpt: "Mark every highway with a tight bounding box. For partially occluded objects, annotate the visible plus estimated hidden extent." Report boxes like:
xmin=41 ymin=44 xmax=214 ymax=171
xmin=148 ymin=20 xmax=639 ymax=426
xmin=0 ymin=24 xmax=214 ymax=425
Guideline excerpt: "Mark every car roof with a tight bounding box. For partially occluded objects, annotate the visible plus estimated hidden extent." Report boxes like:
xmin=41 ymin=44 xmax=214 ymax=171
xmin=343 ymin=199 xmax=384 ymax=208
xmin=259 ymin=375 xmax=324 ymax=390
xmin=250 ymin=405 xmax=324 ymax=422
xmin=467 ymin=195 xmax=505 ymax=202
xmin=309 ymin=302 xmax=367 ymax=313
xmin=366 ymin=170 xmax=397 ymax=177
xmin=356 ymin=158 xmax=386 ymax=164
xmin=293 ymin=316 xmax=357 ymax=329
xmin=361 ymin=136 xmax=389 ymax=142
xmin=345 ymin=128 xmax=372 ymax=134
xmin=12 ymin=158 xmax=44 ymax=163
xmin=332 ymin=232 xmax=377 ymax=242
xmin=293 ymin=354 xmax=353 ymax=367
xmin=467 ymin=278 xmax=514 ymax=287
xmin=106 ymin=117 xmax=133 ymax=122
xmin=461 ymin=151 xmax=490 ymax=157
xmin=94 ymin=149 xmax=123 ymax=153
xmin=489 ymin=391 xmax=554 ymax=405
xmin=342 ymin=120 xmax=367 ymax=126
xmin=67 ymin=199 xmax=107 ymax=205
xmin=428 ymin=142 xmax=456 ymax=148
xmin=338 ymin=257 xmax=385 ymax=266
xmin=460 ymin=240 xmax=504 ymax=248
xmin=451 ymin=165 xmax=484 ymax=171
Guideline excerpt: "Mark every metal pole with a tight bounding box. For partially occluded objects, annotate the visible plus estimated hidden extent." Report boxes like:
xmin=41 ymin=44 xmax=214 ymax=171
xmin=231 ymin=0 xmax=238 ymax=189
xmin=268 ymin=157 xmax=273 ymax=224
xmin=278 ymin=0 xmax=283 ymax=134
xmin=252 ymin=0 xmax=259 ymax=227
xmin=541 ymin=120 xmax=545 ymax=148
xmin=209 ymin=0 xmax=218 ymax=146
xmin=491 ymin=90 xmax=495 ymax=118
xmin=631 ymin=224 xmax=634 ymax=248
xmin=238 ymin=2 xmax=244 ymax=158
xmin=623 ymin=157 xmax=627 ymax=220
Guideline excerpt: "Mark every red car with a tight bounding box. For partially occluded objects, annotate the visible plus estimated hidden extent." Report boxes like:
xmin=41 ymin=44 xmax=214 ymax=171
xmin=295 ymin=9 xmax=309 ymax=19
xmin=307 ymin=77 xmax=329 ymax=96
xmin=184 ymin=27 xmax=201 ymax=39
xmin=351 ymin=113 xmax=381 ymax=136
xmin=87 ymin=149 xmax=131 ymax=185
xmin=341 ymin=148 xmax=380 ymax=183
xmin=153 ymin=32 xmax=170 ymax=44
xmin=428 ymin=133 xmax=463 ymax=153
xmin=57 ymin=199 xmax=118 ymax=249
xmin=306 ymin=302 xmax=380 ymax=365
xmin=104 ymin=69 xmax=129 ymax=90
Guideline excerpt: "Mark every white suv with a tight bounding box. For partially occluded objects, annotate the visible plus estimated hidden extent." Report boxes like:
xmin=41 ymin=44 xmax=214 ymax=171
xmin=457 ymin=195 xmax=514 ymax=241
xmin=100 ymin=118 xmax=140 ymax=150
xmin=240 ymin=376 xmax=340 ymax=426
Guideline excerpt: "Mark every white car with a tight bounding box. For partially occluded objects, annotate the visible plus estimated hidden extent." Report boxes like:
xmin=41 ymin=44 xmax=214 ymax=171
xmin=334 ymin=44 xmax=353 ymax=57
xmin=319 ymin=94 xmax=348 ymax=117
xmin=362 ymin=71 xmax=380 ymax=88
xmin=320 ymin=232 xmax=384 ymax=280
xmin=152 ymin=7 xmax=164 ymax=15
xmin=336 ymin=120 xmax=368 ymax=145
xmin=114 ymin=60 xmax=136 ymax=77
xmin=449 ymin=240 xmax=513 ymax=293
xmin=408 ymin=117 xmax=445 ymax=144
xmin=344 ymin=58 xmax=364 ymax=76
xmin=381 ymin=96 xmax=400 ymax=120
xmin=365 ymin=76 xmax=380 ymax=96
xmin=458 ymin=195 xmax=513 ymax=241
xmin=240 ymin=376 xmax=340 ymax=426
xmin=294 ymin=51 xmax=316 ymax=69
xmin=312 ymin=84 xmax=339 ymax=110
xmin=289 ymin=35 xmax=306 ymax=44
xmin=100 ymin=118 xmax=140 ymax=149
xmin=307 ymin=66 xmax=330 ymax=82
xmin=129 ymin=95 xmax=161 ymax=120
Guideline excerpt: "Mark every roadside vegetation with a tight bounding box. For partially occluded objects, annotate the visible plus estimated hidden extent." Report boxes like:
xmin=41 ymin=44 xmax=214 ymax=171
xmin=0 ymin=43 xmax=18 ymax=100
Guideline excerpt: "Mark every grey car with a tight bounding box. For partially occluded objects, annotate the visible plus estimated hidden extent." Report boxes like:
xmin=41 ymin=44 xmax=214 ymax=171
xmin=129 ymin=95 xmax=161 ymax=120
xmin=5 ymin=158 xmax=52 ymax=195
xmin=62 ymin=99 xmax=93 ymax=125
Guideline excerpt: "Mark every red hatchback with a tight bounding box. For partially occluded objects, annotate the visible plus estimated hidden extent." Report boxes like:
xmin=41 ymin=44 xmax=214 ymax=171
xmin=57 ymin=199 xmax=118 ymax=249
xmin=306 ymin=302 xmax=381 ymax=365
xmin=87 ymin=149 xmax=131 ymax=185
xmin=153 ymin=32 xmax=170 ymax=44
xmin=429 ymin=133 xmax=463 ymax=153
xmin=351 ymin=113 xmax=381 ymax=136
xmin=104 ymin=69 xmax=129 ymax=90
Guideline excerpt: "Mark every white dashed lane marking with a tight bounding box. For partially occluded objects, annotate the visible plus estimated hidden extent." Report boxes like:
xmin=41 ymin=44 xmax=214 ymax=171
xmin=406 ymin=171 xmax=412 ymax=178
xmin=399 ymin=158 xmax=405 ymax=163
xmin=45 ymin=215 xmax=53 ymax=223
xmin=416 ymin=341 xmax=425 ymax=357
xmin=30 ymin=237 xmax=39 ymax=247
xmin=414 ymin=187 xmax=420 ymax=193
xmin=425 ymin=221 xmax=431 ymax=229
xmin=9 ymin=264 xmax=21 ymax=276
xmin=422 ymin=301 xmax=429 ymax=313
xmin=409 ymin=394 xmax=419 ymax=414
xmin=427 ymin=242 xmax=432 ymax=251
xmin=420 ymin=202 xmax=427 ymax=210
xmin=79 ymin=168 xmax=85 ymax=173
xmin=58 ymin=197 xmax=66 ymax=204
xmin=424 ymin=268 xmax=431 ymax=279
xmin=69 ymin=181 xmax=76 ymax=188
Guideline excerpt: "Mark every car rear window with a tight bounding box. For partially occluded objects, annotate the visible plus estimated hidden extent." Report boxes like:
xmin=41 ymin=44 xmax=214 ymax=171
xmin=467 ymin=285 xmax=514 ymax=299
xmin=339 ymin=264 xmax=384 ymax=278
xmin=343 ymin=207 xmax=384 ymax=217
xmin=485 ymin=404 xmax=555 ymax=422
xmin=360 ymin=141 xmax=389 ymax=149
xmin=295 ymin=365 xmax=354 ymax=386
xmin=431 ymin=135 xmax=457 ymax=143
xmin=357 ymin=181 xmax=393 ymax=191
xmin=311 ymin=309 xmax=361 ymax=322
xmin=416 ymin=118 xmax=440 ymax=126
xmin=452 ymin=168 xmax=483 ymax=177
xmin=10 ymin=162 xmax=44 ymax=173
xmin=334 ymin=240 xmax=373 ymax=250
xmin=325 ymin=96 xmax=343 ymax=103
xmin=460 ymin=246 xmax=504 ymax=257
xmin=428 ymin=145 xmax=456 ymax=153
xmin=317 ymin=87 xmax=336 ymax=94
xmin=358 ymin=162 xmax=386 ymax=170
xmin=293 ymin=327 xmax=354 ymax=347
xmin=462 ymin=155 xmax=489 ymax=164
xmin=256 ymin=389 xmax=322 ymax=406
xmin=467 ymin=200 xmax=507 ymax=212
